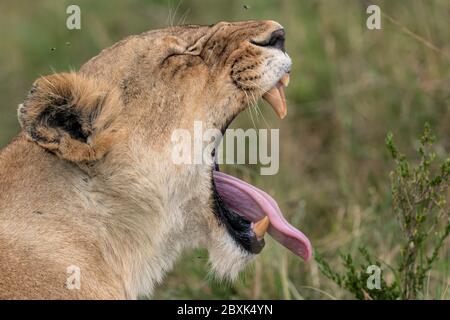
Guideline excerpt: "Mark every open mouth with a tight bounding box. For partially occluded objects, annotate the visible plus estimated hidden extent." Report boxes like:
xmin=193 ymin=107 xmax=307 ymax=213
xmin=211 ymin=74 xmax=312 ymax=261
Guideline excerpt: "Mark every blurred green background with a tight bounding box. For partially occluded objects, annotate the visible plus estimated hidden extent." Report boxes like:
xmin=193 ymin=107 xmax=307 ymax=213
xmin=0 ymin=0 xmax=448 ymax=299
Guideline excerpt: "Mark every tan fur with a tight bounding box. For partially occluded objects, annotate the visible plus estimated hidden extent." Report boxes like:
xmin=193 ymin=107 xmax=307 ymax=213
xmin=0 ymin=20 xmax=290 ymax=299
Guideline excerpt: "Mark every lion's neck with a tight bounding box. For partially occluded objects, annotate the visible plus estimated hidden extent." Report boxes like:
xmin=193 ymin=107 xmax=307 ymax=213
xmin=87 ymin=144 xmax=212 ymax=298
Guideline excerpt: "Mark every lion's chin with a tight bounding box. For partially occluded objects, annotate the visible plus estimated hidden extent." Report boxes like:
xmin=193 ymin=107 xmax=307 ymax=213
xmin=207 ymin=228 xmax=256 ymax=281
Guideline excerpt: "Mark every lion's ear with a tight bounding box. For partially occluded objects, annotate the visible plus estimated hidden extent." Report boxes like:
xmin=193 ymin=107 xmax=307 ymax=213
xmin=18 ymin=72 xmax=124 ymax=163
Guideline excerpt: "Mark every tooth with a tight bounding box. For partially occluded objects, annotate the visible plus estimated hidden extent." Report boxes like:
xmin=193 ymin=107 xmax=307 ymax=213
xmin=262 ymin=86 xmax=287 ymax=119
xmin=277 ymin=86 xmax=287 ymax=118
xmin=253 ymin=216 xmax=270 ymax=239
xmin=280 ymin=73 xmax=290 ymax=87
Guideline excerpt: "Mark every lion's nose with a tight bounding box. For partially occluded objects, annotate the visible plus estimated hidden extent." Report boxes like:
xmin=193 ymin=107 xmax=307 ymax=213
xmin=250 ymin=23 xmax=286 ymax=52
xmin=267 ymin=29 xmax=285 ymax=51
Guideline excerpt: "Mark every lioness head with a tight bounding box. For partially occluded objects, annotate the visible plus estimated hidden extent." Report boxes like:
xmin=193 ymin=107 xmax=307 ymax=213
xmin=18 ymin=20 xmax=311 ymax=292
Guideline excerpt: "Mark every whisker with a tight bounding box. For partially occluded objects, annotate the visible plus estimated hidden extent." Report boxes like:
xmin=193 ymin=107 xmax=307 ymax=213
xmin=243 ymin=90 xmax=257 ymax=130
xmin=172 ymin=0 xmax=183 ymax=27
xmin=177 ymin=8 xmax=190 ymax=26
xmin=250 ymin=90 xmax=271 ymax=129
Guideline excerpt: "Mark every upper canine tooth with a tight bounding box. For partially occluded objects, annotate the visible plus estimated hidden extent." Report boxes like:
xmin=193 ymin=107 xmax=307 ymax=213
xmin=280 ymin=73 xmax=290 ymax=87
xmin=262 ymin=86 xmax=287 ymax=119
xmin=253 ymin=216 xmax=270 ymax=239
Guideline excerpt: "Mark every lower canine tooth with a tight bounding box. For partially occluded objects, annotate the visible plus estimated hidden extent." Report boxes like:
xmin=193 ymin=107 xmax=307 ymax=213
xmin=253 ymin=216 xmax=270 ymax=239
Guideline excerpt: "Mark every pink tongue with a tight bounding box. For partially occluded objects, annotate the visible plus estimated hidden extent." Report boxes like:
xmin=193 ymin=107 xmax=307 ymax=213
xmin=213 ymin=171 xmax=312 ymax=261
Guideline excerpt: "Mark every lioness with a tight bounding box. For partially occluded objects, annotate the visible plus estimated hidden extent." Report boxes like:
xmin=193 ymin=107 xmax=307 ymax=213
xmin=0 ymin=20 xmax=311 ymax=299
